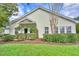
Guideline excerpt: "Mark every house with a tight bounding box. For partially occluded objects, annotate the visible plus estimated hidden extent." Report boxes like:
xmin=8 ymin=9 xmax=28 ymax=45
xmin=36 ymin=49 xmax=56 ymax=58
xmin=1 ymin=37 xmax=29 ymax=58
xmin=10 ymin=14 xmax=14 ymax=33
xmin=9 ymin=7 xmax=77 ymax=38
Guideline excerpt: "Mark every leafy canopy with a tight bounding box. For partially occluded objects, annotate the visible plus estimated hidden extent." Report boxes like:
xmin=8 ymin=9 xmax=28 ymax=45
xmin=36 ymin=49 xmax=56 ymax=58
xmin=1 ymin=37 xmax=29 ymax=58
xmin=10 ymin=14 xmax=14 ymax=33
xmin=0 ymin=3 xmax=18 ymax=27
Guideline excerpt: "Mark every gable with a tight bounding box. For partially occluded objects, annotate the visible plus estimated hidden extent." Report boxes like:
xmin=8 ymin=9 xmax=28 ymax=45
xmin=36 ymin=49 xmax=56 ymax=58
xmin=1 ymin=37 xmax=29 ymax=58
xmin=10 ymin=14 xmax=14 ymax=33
xmin=20 ymin=19 xmax=34 ymax=24
xmin=11 ymin=7 xmax=76 ymax=24
xmin=28 ymin=9 xmax=75 ymax=25
xmin=26 ymin=8 xmax=52 ymax=22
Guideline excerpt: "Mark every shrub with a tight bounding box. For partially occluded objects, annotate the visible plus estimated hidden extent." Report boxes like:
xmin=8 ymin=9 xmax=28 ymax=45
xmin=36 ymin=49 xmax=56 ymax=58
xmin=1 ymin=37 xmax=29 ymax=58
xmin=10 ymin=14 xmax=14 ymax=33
xmin=43 ymin=34 xmax=66 ymax=42
xmin=76 ymin=34 xmax=79 ymax=41
xmin=16 ymin=33 xmax=38 ymax=40
xmin=43 ymin=34 xmax=78 ymax=43
xmin=66 ymin=34 xmax=77 ymax=42
xmin=27 ymin=33 xmax=38 ymax=40
xmin=76 ymin=23 xmax=79 ymax=33
xmin=2 ymin=34 xmax=16 ymax=41
xmin=57 ymin=34 xmax=67 ymax=43
xmin=16 ymin=34 xmax=26 ymax=41
xmin=0 ymin=34 xmax=3 ymax=39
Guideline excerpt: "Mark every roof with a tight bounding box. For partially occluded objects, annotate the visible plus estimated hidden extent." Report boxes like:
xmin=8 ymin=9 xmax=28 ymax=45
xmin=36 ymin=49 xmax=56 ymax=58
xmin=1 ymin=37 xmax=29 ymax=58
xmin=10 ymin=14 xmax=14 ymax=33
xmin=11 ymin=7 xmax=77 ymax=24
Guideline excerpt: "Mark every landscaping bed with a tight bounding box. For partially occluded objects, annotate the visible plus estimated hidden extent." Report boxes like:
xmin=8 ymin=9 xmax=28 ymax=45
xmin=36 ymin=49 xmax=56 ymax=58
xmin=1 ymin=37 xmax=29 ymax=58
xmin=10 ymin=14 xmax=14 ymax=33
xmin=0 ymin=34 xmax=79 ymax=45
xmin=0 ymin=39 xmax=79 ymax=45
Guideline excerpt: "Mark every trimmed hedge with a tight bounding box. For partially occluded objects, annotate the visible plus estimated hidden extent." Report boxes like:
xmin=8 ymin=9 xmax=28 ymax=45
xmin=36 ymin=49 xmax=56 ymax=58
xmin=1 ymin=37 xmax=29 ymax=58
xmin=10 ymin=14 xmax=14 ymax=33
xmin=76 ymin=23 xmax=79 ymax=33
xmin=16 ymin=33 xmax=38 ymax=40
xmin=43 ymin=34 xmax=79 ymax=43
xmin=2 ymin=34 xmax=16 ymax=41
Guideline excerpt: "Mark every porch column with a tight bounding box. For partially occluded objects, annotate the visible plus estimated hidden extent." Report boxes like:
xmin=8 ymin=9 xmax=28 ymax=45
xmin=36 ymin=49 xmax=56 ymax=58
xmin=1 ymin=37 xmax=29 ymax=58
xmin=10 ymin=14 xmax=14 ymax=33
xmin=58 ymin=26 xmax=60 ymax=34
xmin=21 ymin=28 xmax=24 ymax=33
xmin=27 ymin=28 xmax=30 ymax=33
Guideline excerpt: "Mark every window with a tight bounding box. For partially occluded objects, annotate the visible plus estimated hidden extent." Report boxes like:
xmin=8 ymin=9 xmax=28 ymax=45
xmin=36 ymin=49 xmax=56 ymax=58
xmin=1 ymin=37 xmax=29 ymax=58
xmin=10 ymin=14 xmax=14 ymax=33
xmin=66 ymin=26 xmax=71 ymax=33
xmin=55 ymin=27 xmax=58 ymax=33
xmin=60 ymin=26 xmax=65 ymax=33
xmin=45 ymin=27 xmax=49 ymax=34
xmin=4 ymin=28 xmax=9 ymax=34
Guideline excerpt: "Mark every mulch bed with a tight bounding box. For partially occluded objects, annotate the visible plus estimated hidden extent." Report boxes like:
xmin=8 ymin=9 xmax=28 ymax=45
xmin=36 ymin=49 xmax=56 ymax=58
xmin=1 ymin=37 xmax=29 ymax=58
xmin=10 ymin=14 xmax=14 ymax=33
xmin=0 ymin=39 xmax=79 ymax=45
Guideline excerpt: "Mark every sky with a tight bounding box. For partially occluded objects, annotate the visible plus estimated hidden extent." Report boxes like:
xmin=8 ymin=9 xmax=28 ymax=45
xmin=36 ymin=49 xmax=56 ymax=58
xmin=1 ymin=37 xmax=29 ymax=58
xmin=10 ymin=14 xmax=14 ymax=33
xmin=10 ymin=3 xmax=79 ymax=20
xmin=61 ymin=3 xmax=79 ymax=18
xmin=17 ymin=3 xmax=49 ymax=16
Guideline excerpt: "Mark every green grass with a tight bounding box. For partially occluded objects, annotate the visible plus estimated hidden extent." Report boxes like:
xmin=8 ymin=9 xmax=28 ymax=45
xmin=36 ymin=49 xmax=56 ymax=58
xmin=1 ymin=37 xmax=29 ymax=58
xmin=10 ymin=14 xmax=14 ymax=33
xmin=0 ymin=44 xmax=79 ymax=56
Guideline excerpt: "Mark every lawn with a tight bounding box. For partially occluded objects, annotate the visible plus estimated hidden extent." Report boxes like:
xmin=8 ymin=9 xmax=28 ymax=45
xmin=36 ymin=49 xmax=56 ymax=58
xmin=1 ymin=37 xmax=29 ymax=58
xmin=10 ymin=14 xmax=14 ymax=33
xmin=0 ymin=44 xmax=79 ymax=56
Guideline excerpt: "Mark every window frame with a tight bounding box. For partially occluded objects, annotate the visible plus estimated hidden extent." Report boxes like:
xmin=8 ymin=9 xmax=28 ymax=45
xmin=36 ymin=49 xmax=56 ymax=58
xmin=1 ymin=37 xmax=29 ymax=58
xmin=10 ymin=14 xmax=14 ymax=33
xmin=66 ymin=26 xmax=72 ymax=33
xmin=60 ymin=26 xmax=65 ymax=33
xmin=44 ymin=27 xmax=49 ymax=34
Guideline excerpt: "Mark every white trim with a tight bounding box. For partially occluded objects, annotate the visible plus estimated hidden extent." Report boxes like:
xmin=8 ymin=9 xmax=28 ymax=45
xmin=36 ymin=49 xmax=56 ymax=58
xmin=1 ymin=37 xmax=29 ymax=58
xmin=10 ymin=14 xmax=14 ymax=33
xmin=64 ymin=27 xmax=66 ymax=33
xmin=58 ymin=26 xmax=60 ymax=34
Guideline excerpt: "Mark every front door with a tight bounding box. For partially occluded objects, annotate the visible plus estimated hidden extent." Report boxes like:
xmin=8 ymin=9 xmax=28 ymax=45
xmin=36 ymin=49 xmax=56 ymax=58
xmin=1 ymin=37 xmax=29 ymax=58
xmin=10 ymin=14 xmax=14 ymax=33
xmin=24 ymin=28 xmax=28 ymax=33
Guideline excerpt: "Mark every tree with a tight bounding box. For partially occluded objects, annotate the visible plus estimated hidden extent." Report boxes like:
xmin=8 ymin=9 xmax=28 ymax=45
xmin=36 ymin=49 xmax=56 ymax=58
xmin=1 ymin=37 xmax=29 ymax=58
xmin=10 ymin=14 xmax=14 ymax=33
xmin=0 ymin=3 xmax=18 ymax=32
xmin=48 ymin=3 xmax=63 ymax=13
xmin=48 ymin=3 xmax=63 ymax=33
xmin=74 ymin=16 xmax=79 ymax=21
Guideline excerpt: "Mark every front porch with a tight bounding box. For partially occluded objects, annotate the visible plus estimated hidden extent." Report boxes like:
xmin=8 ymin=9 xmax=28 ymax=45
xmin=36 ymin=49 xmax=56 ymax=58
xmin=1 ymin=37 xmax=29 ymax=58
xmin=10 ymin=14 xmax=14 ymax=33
xmin=14 ymin=19 xmax=38 ymax=40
